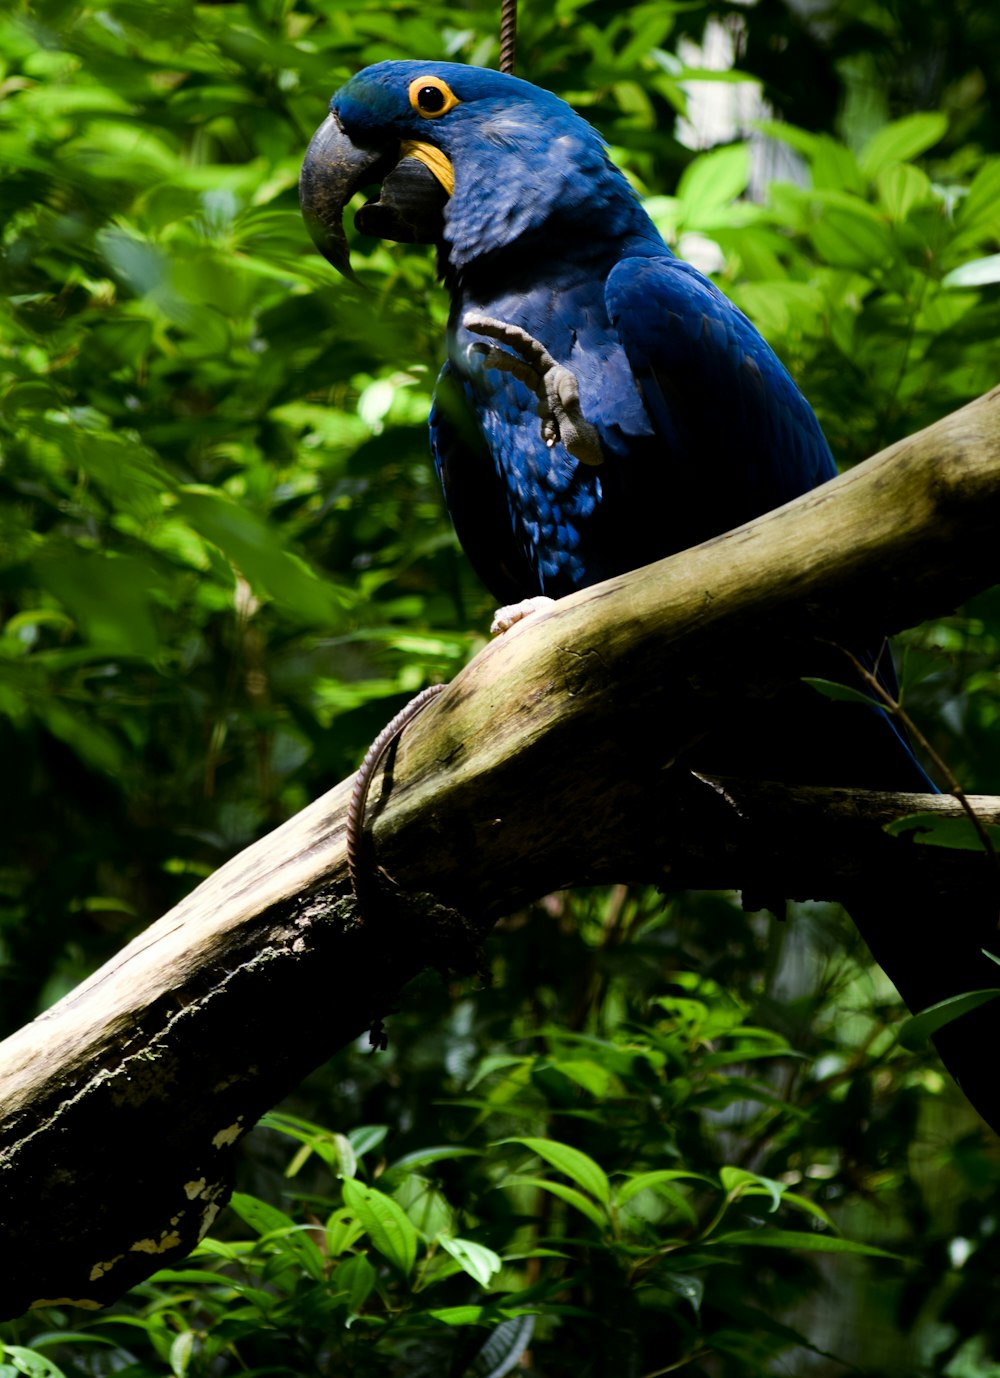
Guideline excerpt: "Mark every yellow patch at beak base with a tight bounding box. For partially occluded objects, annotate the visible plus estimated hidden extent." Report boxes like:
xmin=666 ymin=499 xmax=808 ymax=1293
xmin=400 ymin=140 xmax=455 ymax=197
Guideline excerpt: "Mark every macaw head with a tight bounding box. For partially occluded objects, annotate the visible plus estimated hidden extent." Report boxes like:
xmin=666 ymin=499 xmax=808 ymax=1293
xmin=299 ymin=60 xmax=635 ymax=278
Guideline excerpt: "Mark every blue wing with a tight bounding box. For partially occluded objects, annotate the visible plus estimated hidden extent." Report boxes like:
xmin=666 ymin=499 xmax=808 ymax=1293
xmin=605 ymin=254 xmax=838 ymax=528
xmin=604 ymin=254 xmax=933 ymax=790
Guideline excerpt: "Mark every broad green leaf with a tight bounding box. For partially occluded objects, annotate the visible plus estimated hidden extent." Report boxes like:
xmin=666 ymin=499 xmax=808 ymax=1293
xmin=228 ymin=1192 xmax=296 ymax=1237
xmin=500 ymin=1137 xmax=610 ymax=1204
xmin=809 ymin=202 xmax=896 ymax=271
xmin=859 ymin=113 xmax=948 ymax=177
xmin=227 ymin=1194 xmax=326 ymax=1279
xmin=877 ymin=163 xmax=932 ymax=221
xmin=899 ymin=989 xmax=1000 ymax=1050
xmin=677 ymin=144 xmax=751 ymax=227
xmin=393 ymin=1173 xmax=455 ymax=1241
xmin=342 ymin=1179 xmax=419 ymax=1276
xmin=438 ymin=1235 xmax=503 ymax=1287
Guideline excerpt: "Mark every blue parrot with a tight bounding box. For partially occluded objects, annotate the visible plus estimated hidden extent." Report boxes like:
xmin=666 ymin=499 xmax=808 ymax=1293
xmin=299 ymin=60 xmax=930 ymax=791
xmin=300 ymin=61 xmax=1000 ymax=1134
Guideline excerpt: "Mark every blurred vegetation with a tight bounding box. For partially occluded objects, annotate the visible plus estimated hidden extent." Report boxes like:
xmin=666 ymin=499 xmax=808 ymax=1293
xmin=2 ymin=0 xmax=1000 ymax=1372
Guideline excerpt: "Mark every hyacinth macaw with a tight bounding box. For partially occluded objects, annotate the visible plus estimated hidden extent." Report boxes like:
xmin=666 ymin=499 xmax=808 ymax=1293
xmin=300 ymin=62 xmax=1000 ymax=1130
xmin=298 ymin=59 xmax=929 ymax=791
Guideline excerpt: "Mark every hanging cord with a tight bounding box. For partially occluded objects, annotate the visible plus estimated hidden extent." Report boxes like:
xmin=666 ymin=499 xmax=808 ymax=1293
xmin=499 ymin=0 xmax=517 ymax=75
xmin=346 ymin=684 xmax=448 ymax=919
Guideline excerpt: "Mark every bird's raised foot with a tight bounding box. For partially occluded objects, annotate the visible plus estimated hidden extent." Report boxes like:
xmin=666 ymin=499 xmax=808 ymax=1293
xmin=490 ymin=595 xmax=556 ymax=636
xmin=463 ymin=312 xmax=605 ymax=467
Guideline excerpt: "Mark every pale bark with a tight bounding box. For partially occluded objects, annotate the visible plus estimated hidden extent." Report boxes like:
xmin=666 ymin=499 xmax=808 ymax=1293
xmin=1 ymin=385 xmax=999 ymax=1318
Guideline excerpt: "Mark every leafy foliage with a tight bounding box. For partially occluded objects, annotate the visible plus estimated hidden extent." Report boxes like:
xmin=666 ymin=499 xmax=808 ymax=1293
xmin=2 ymin=0 xmax=1000 ymax=1373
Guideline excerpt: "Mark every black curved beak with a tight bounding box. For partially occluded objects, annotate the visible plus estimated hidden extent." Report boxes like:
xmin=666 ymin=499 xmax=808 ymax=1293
xmin=300 ymin=111 xmax=450 ymax=280
xmin=299 ymin=112 xmax=388 ymax=280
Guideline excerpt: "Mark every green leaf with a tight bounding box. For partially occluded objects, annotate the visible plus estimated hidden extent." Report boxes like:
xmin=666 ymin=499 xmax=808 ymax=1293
xmin=427 ymin=1306 xmax=488 ymax=1327
xmin=175 ymin=490 xmax=348 ymax=626
xmin=501 ymin=1176 xmax=608 ymax=1230
xmin=943 ymin=253 xmax=1000 ymax=288
xmin=169 ymin=1332 xmax=193 ymax=1378
xmin=332 ymin=1132 xmax=358 ymax=1181
xmin=348 ymin=1124 xmax=390 ymax=1157
xmin=711 ymin=1229 xmax=903 ymax=1259
xmin=720 ymin=1166 xmax=783 ymax=1211
xmin=342 ymin=1179 xmax=419 ymax=1276
xmin=333 ymin=1253 xmax=376 ymax=1311
xmin=547 ymin=1057 xmax=615 ymax=1099
xmin=677 ymin=144 xmax=751 ymax=227
xmin=802 ymin=677 xmax=877 ymax=707
xmin=616 ymin=1169 xmax=713 ymax=1205
xmin=808 ymin=197 xmax=896 ymax=270
xmin=500 ymin=1137 xmax=610 ymax=1204
xmin=227 ymin=1193 xmax=326 ymax=1279
xmin=325 ymin=1207 xmax=366 ymax=1258
xmin=859 ymin=113 xmax=948 ymax=177
xmin=34 ymin=551 xmax=163 ymax=659
xmin=386 ymin=1146 xmax=483 ymax=1175
xmin=656 ymin=1271 xmax=704 ymax=1317
xmin=898 ymin=989 xmax=1000 ymax=1050
xmin=438 ymin=1236 xmax=503 ymax=1288
xmin=877 ymin=163 xmax=932 ymax=221
xmin=956 ymin=160 xmax=1000 ymax=233
xmin=779 ymin=1192 xmax=838 ymax=1231
xmin=0 ymin=1350 xmax=67 ymax=1378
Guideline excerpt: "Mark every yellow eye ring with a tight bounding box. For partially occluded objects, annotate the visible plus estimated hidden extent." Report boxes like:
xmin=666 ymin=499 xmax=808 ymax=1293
xmin=408 ymin=75 xmax=460 ymax=119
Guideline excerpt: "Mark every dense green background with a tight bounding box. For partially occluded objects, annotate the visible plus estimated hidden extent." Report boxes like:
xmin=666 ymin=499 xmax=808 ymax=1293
xmin=2 ymin=0 xmax=1000 ymax=1373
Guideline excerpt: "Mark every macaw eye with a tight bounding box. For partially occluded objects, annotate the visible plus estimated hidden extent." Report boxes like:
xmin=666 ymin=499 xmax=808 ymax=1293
xmin=408 ymin=75 xmax=460 ymax=118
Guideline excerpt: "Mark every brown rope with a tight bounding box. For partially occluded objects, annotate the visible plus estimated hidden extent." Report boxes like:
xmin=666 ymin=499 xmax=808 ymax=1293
xmin=346 ymin=684 xmax=447 ymax=918
xmin=499 ymin=0 xmax=517 ymax=75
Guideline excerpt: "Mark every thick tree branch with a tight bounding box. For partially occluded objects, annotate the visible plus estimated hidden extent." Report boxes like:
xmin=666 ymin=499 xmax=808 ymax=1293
xmin=1 ymin=385 xmax=999 ymax=1317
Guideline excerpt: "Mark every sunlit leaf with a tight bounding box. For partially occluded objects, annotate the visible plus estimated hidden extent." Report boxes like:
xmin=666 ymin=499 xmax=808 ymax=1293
xmin=499 ymin=1138 xmax=610 ymax=1204
xmin=859 ymin=113 xmax=948 ymax=177
xmin=438 ymin=1236 xmax=503 ymax=1288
